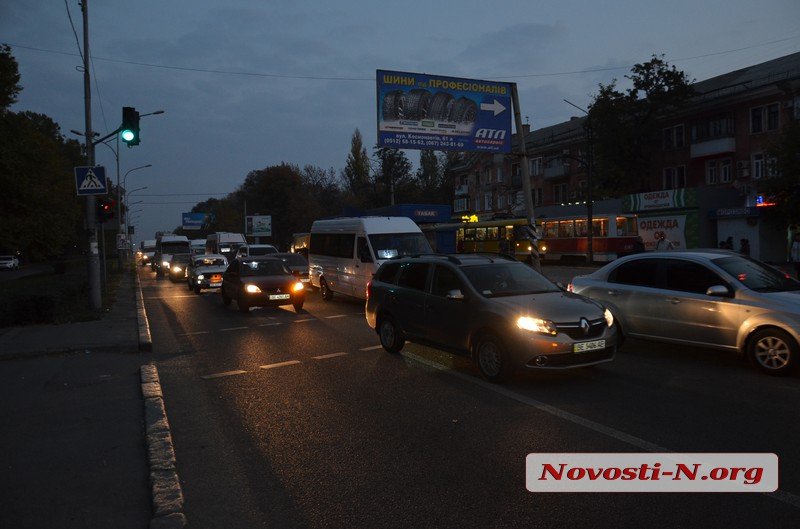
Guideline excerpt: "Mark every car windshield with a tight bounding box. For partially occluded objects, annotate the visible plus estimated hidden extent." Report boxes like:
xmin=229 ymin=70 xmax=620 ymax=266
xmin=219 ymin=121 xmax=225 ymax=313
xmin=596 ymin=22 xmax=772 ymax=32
xmin=240 ymin=260 xmax=290 ymax=276
xmin=369 ymin=233 xmax=432 ymax=260
xmin=171 ymin=255 xmax=191 ymax=265
xmin=461 ymin=263 xmax=560 ymax=297
xmin=195 ymin=258 xmax=226 ymax=267
xmin=277 ymin=254 xmax=308 ymax=266
xmin=161 ymin=242 xmax=190 ymax=254
xmin=0 ymin=256 xmax=13 ymax=260
xmin=248 ymin=246 xmax=277 ymax=256
xmin=713 ymin=255 xmax=800 ymax=292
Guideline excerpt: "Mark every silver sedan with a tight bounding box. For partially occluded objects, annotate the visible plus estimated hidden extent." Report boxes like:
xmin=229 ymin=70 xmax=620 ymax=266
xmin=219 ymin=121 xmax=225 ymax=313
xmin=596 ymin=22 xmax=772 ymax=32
xmin=569 ymin=250 xmax=800 ymax=376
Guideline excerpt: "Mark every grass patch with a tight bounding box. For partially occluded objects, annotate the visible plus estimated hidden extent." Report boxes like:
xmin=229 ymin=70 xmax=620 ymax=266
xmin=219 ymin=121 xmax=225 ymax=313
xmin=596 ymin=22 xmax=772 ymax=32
xmin=0 ymin=257 xmax=125 ymax=326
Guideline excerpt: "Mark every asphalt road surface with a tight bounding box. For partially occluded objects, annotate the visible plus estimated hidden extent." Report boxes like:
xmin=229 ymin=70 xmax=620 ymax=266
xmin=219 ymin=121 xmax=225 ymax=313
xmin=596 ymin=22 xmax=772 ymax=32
xmin=140 ymin=267 xmax=800 ymax=529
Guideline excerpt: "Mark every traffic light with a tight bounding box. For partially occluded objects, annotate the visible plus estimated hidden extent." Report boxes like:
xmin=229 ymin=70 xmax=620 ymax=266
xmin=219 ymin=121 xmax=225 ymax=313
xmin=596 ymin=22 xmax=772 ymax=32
xmin=120 ymin=106 xmax=140 ymax=146
xmin=96 ymin=197 xmax=116 ymax=223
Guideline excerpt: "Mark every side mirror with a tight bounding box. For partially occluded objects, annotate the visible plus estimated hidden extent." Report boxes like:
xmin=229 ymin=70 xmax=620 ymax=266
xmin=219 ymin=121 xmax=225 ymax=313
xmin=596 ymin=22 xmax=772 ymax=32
xmin=706 ymin=285 xmax=731 ymax=297
xmin=446 ymin=289 xmax=465 ymax=301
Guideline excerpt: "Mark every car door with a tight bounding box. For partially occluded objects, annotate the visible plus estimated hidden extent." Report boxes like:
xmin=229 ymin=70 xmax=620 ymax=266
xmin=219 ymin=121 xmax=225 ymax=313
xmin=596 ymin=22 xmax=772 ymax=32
xmin=424 ymin=264 xmax=472 ymax=351
xmin=352 ymin=236 xmax=374 ymax=299
xmin=222 ymin=260 xmax=242 ymax=298
xmin=657 ymin=258 xmax=739 ymax=349
xmin=391 ymin=262 xmax=431 ymax=339
xmin=599 ymin=258 xmax=663 ymax=338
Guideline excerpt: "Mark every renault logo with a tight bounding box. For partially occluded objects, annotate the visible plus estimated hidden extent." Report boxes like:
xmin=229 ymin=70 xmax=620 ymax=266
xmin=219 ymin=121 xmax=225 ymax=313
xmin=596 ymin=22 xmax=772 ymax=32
xmin=580 ymin=318 xmax=590 ymax=335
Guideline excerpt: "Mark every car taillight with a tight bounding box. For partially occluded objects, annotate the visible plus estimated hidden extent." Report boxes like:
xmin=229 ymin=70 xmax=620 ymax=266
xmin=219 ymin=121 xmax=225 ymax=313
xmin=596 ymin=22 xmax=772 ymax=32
xmin=366 ymin=280 xmax=372 ymax=300
xmin=566 ymin=283 xmax=574 ymax=292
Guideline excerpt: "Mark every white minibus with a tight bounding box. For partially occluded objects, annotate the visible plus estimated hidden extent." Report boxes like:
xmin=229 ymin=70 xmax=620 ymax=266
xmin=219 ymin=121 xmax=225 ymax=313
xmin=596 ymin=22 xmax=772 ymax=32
xmin=309 ymin=216 xmax=432 ymax=300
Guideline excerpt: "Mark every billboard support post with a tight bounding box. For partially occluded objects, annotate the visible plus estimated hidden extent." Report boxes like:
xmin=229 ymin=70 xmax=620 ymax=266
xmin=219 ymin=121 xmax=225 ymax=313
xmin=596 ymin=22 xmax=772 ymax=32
xmin=510 ymin=83 xmax=541 ymax=271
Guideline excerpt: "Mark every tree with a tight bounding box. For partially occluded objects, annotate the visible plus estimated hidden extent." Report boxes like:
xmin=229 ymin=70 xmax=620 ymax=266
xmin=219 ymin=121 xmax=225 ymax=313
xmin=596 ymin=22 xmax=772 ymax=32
xmin=373 ymin=145 xmax=413 ymax=205
xmin=0 ymin=44 xmax=22 ymax=112
xmin=588 ymin=55 xmax=694 ymax=197
xmin=760 ymin=120 xmax=800 ymax=225
xmin=342 ymin=129 xmax=372 ymax=207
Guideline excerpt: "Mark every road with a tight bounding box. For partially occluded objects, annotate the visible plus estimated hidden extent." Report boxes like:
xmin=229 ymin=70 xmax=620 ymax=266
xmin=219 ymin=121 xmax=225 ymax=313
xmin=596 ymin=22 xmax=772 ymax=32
xmin=140 ymin=267 xmax=800 ymax=529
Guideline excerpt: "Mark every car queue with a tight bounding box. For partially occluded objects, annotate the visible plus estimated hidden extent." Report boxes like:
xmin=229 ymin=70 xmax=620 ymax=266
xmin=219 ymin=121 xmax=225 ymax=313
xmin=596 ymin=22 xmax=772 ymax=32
xmin=139 ymin=225 xmax=800 ymax=382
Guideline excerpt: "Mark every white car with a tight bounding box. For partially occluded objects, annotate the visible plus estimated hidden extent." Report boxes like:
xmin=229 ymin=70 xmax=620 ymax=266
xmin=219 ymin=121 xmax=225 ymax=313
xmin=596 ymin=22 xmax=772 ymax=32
xmin=0 ymin=255 xmax=19 ymax=270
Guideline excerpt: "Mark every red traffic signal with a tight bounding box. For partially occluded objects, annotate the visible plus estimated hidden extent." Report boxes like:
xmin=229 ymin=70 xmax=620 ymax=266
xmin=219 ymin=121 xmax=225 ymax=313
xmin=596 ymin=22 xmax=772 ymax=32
xmin=95 ymin=197 xmax=117 ymax=223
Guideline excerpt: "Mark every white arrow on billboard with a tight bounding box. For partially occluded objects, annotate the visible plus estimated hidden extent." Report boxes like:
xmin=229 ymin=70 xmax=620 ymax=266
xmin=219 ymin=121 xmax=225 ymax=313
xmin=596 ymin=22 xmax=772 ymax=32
xmin=480 ymin=99 xmax=506 ymax=116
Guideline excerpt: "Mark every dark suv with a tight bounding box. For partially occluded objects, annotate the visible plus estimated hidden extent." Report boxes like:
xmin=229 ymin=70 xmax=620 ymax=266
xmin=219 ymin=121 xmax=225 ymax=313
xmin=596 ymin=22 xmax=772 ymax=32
xmin=365 ymin=254 xmax=617 ymax=382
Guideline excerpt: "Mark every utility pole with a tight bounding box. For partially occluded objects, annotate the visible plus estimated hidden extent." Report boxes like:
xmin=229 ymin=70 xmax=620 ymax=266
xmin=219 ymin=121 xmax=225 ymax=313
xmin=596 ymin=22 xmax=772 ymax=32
xmin=82 ymin=0 xmax=102 ymax=310
xmin=510 ymin=83 xmax=541 ymax=271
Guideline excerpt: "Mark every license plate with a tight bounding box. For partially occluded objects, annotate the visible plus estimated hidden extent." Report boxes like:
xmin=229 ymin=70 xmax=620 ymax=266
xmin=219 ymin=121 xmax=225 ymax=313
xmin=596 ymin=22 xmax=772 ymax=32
xmin=210 ymin=282 xmax=221 ymax=287
xmin=573 ymin=339 xmax=605 ymax=353
xmin=269 ymin=294 xmax=290 ymax=300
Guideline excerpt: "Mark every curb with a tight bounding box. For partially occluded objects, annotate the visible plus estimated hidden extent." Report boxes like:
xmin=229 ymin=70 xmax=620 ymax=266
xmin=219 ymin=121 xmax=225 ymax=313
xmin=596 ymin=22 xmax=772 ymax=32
xmin=141 ymin=364 xmax=187 ymax=529
xmin=136 ymin=271 xmax=153 ymax=352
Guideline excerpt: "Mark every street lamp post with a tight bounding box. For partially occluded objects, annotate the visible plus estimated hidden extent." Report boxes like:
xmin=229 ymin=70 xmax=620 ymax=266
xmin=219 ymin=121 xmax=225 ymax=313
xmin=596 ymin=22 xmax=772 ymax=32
xmin=120 ymin=166 xmax=151 ymax=256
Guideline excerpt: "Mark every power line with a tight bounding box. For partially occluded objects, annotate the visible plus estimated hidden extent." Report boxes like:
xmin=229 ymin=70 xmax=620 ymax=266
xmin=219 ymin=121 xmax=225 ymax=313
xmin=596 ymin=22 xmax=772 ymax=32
xmin=6 ymin=34 xmax=800 ymax=82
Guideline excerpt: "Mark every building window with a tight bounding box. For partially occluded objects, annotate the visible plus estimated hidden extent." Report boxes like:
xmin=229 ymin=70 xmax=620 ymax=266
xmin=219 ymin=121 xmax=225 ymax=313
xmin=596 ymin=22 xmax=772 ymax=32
xmin=692 ymin=114 xmax=734 ymax=142
xmin=533 ymin=187 xmax=543 ymax=206
xmin=497 ymin=194 xmax=506 ymax=210
xmin=484 ymin=193 xmax=492 ymax=211
xmin=530 ymin=158 xmax=542 ymax=176
xmin=706 ymin=160 xmax=719 ymax=184
xmin=453 ymin=198 xmax=467 ymax=213
xmin=496 ymin=167 xmax=504 ymax=183
xmin=767 ymin=156 xmax=779 ymax=178
xmin=553 ymin=183 xmax=568 ymax=204
xmin=511 ymin=163 xmax=520 ymax=178
xmin=663 ymin=166 xmax=686 ymax=189
xmin=752 ymin=153 xmax=764 ymax=179
xmin=474 ymin=197 xmax=481 ymax=212
xmin=751 ymin=103 xmax=780 ymax=134
xmin=720 ymin=159 xmax=732 ymax=183
xmin=663 ymin=124 xmax=684 ymax=150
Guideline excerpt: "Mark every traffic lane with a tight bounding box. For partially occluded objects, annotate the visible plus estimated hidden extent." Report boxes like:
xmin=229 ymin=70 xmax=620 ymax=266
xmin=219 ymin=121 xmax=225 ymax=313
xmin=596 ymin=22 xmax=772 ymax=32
xmin=180 ymin=343 xmax=795 ymax=528
xmin=411 ymin=337 xmax=800 ymax=496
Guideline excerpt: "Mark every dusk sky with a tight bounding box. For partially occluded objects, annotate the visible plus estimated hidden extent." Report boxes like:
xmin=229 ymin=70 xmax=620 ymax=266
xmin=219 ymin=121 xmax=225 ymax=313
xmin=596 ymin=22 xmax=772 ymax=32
xmin=2 ymin=0 xmax=799 ymax=244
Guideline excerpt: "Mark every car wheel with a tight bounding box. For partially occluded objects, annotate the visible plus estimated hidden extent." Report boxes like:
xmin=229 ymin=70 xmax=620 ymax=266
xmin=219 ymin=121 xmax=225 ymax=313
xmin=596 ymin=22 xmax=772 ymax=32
xmin=293 ymin=299 xmax=304 ymax=313
xmin=221 ymin=289 xmax=232 ymax=306
xmin=378 ymin=315 xmax=404 ymax=354
xmin=238 ymin=295 xmax=250 ymax=313
xmin=474 ymin=333 xmax=512 ymax=383
xmin=749 ymin=328 xmax=796 ymax=376
xmin=186 ymin=279 xmax=192 ymax=291
xmin=320 ymin=278 xmax=333 ymax=301
xmin=194 ymin=284 xmax=202 ymax=295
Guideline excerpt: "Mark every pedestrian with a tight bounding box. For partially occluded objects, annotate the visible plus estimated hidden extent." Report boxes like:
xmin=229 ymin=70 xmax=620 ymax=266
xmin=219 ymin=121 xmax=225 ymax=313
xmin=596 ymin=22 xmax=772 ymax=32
xmin=791 ymin=233 xmax=800 ymax=280
xmin=725 ymin=236 xmax=734 ymax=250
xmin=739 ymin=238 xmax=750 ymax=257
xmin=654 ymin=233 xmax=674 ymax=251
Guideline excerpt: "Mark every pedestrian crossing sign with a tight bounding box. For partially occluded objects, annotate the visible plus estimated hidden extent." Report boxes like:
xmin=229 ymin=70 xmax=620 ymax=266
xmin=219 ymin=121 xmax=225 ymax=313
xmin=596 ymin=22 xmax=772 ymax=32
xmin=75 ymin=166 xmax=108 ymax=196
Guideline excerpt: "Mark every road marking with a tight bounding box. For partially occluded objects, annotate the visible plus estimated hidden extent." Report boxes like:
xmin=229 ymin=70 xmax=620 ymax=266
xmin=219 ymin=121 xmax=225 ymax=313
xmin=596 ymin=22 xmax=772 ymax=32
xmin=325 ymin=315 xmax=347 ymax=319
xmin=201 ymin=370 xmax=247 ymax=379
xmin=220 ymin=326 xmax=249 ymax=332
xmin=293 ymin=318 xmax=315 ymax=323
xmin=359 ymin=345 xmax=383 ymax=351
xmin=400 ymin=351 xmax=800 ymax=511
xmin=312 ymin=352 xmax=348 ymax=360
xmin=179 ymin=331 xmax=210 ymax=336
xmin=258 ymin=322 xmax=283 ymax=327
xmin=259 ymin=360 xmax=301 ymax=370
xmin=147 ymin=295 xmax=198 ymax=299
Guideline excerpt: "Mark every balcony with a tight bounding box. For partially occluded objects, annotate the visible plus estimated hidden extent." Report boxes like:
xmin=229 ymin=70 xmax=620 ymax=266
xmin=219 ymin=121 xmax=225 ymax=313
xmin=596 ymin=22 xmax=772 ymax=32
xmin=543 ymin=164 xmax=567 ymax=179
xmin=690 ymin=137 xmax=736 ymax=158
xmin=454 ymin=184 xmax=470 ymax=196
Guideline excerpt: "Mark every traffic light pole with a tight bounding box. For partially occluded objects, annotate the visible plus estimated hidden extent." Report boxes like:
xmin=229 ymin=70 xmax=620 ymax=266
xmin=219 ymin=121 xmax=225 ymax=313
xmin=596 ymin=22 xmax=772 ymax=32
xmin=82 ymin=0 xmax=102 ymax=310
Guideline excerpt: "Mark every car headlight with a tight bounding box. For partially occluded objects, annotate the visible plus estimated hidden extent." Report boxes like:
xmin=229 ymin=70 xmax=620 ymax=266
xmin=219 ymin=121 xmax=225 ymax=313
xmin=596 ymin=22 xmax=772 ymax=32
xmin=162 ymin=261 xmax=170 ymax=268
xmin=604 ymin=308 xmax=614 ymax=327
xmin=516 ymin=316 xmax=557 ymax=335
xmin=292 ymin=281 xmax=304 ymax=292
xmin=245 ymin=284 xmax=261 ymax=294
xmin=197 ymin=274 xmax=205 ymax=280
xmin=172 ymin=266 xmax=182 ymax=273
xmin=540 ymin=245 xmax=547 ymax=252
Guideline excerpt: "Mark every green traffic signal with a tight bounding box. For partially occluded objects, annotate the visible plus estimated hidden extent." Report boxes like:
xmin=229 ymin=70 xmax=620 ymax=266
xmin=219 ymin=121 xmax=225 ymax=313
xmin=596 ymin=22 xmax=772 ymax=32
xmin=121 ymin=106 xmax=140 ymax=146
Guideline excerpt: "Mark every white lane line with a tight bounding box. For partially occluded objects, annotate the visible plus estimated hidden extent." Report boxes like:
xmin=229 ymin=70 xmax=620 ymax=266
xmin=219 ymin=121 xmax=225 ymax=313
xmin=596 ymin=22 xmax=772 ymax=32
xmin=258 ymin=322 xmax=283 ymax=327
xmin=147 ymin=295 xmax=198 ymax=299
xmin=293 ymin=318 xmax=315 ymax=323
xmin=220 ymin=326 xmax=249 ymax=332
xmin=325 ymin=315 xmax=347 ymax=319
xmin=400 ymin=351 xmax=800 ymax=511
xmin=259 ymin=360 xmax=301 ymax=370
xmin=312 ymin=352 xmax=348 ymax=360
xmin=359 ymin=345 xmax=383 ymax=351
xmin=179 ymin=331 xmax=209 ymax=336
xmin=201 ymin=370 xmax=247 ymax=379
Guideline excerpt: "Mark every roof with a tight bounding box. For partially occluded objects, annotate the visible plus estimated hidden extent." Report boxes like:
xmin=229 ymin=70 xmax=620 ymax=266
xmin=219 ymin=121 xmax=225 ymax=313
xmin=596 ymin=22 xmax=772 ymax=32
xmin=692 ymin=52 xmax=800 ymax=100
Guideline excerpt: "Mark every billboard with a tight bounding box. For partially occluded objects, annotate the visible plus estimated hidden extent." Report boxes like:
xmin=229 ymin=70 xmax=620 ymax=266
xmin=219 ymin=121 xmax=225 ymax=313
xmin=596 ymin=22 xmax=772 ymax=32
xmin=182 ymin=212 xmax=212 ymax=230
xmin=377 ymin=70 xmax=513 ymax=153
xmin=246 ymin=215 xmax=272 ymax=237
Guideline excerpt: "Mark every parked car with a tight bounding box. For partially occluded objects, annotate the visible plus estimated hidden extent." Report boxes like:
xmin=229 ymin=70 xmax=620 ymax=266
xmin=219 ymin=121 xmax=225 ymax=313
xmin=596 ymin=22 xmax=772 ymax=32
xmin=235 ymin=244 xmax=278 ymax=259
xmin=167 ymin=254 xmax=192 ymax=283
xmin=221 ymin=257 xmax=305 ymax=313
xmin=365 ymin=254 xmax=617 ymax=382
xmin=186 ymin=254 xmax=228 ymax=294
xmin=569 ymin=250 xmax=800 ymax=375
xmin=271 ymin=252 xmax=311 ymax=288
xmin=0 ymin=255 xmax=19 ymax=271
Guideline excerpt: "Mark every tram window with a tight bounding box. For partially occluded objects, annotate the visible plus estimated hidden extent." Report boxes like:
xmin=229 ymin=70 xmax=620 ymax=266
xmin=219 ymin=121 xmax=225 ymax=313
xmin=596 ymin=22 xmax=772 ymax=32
xmin=487 ymin=227 xmax=499 ymax=240
xmin=575 ymin=219 xmax=588 ymax=237
xmin=543 ymin=222 xmax=558 ymax=238
xmin=475 ymin=228 xmax=486 ymax=241
xmin=558 ymin=221 xmax=575 ymax=238
xmin=463 ymin=228 xmax=475 ymax=241
xmin=592 ymin=218 xmax=608 ymax=237
xmin=616 ymin=217 xmax=638 ymax=236
xmin=499 ymin=227 xmax=508 ymax=239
